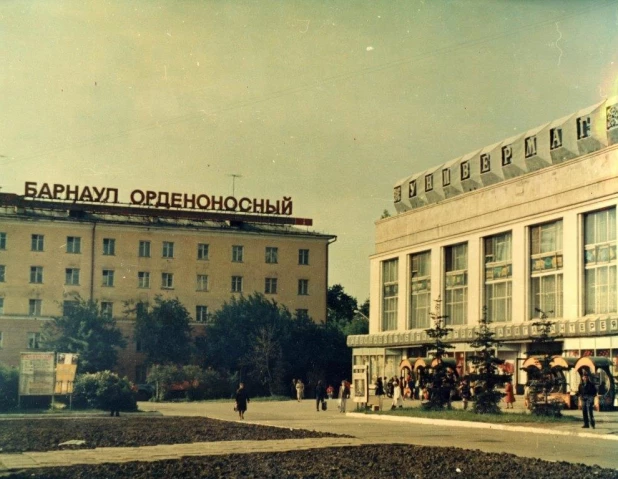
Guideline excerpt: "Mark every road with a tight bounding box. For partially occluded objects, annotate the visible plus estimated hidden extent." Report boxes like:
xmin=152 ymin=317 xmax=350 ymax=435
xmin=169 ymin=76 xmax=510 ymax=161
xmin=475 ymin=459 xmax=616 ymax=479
xmin=138 ymin=398 xmax=618 ymax=470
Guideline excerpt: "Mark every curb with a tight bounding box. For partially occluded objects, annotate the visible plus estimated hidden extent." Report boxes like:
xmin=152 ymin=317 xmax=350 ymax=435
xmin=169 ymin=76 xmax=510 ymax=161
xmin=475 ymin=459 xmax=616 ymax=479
xmin=345 ymin=413 xmax=618 ymax=441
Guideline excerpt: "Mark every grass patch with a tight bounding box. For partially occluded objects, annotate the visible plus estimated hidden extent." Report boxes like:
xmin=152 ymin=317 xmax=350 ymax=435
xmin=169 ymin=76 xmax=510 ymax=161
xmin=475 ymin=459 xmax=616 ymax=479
xmin=365 ymin=406 xmax=580 ymax=424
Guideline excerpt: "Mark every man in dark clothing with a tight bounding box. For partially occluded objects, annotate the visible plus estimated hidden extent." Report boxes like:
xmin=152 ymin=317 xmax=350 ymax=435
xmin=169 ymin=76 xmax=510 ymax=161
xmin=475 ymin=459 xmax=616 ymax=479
xmin=315 ymin=380 xmax=326 ymax=411
xmin=578 ymin=373 xmax=597 ymax=429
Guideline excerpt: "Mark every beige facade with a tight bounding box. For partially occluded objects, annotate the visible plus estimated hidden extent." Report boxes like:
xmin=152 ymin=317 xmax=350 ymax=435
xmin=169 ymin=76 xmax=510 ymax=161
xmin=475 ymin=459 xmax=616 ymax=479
xmin=349 ymin=99 xmax=618 ymax=394
xmin=0 ymin=196 xmax=335 ymax=381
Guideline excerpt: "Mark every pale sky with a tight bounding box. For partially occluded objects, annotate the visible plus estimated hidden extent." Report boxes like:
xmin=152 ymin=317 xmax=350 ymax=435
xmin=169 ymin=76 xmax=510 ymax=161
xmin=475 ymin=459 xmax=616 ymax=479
xmin=2 ymin=1 xmax=618 ymax=302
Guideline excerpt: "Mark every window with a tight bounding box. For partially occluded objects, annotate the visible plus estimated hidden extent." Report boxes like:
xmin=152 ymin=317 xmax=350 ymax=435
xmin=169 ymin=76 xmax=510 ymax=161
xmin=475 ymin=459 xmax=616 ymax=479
xmin=232 ymin=245 xmax=244 ymax=262
xmin=231 ymin=275 xmax=243 ymax=293
xmin=296 ymin=309 xmax=309 ymax=319
xmin=101 ymin=302 xmax=113 ymax=317
xmin=530 ymin=220 xmax=563 ymax=319
xmin=445 ymin=243 xmax=467 ymax=326
xmin=31 ymin=234 xmax=44 ymax=252
xmin=484 ymin=232 xmax=513 ymax=322
xmin=409 ymin=251 xmax=431 ymax=329
xmin=66 ymin=236 xmax=81 ymax=254
xmin=30 ymin=266 xmax=43 ymax=284
xmin=265 ymin=247 xmax=278 ymax=264
xmin=382 ymin=259 xmax=398 ymax=331
xmin=196 ymin=305 xmax=209 ymax=323
xmin=138 ymin=240 xmax=151 ymax=258
xmin=102 ymin=269 xmax=115 ymax=287
xmin=299 ymin=249 xmax=310 ymax=265
xmin=65 ymin=268 xmax=80 ymax=285
xmin=584 ymin=208 xmax=617 ymax=314
xmin=0 ymin=265 xmax=5 ymax=282
xmin=102 ymin=238 xmax=116 ymax=256
xmin=138 ymin=271 xmax=150 ymax=289
xmin=197 ymin=243 xmax=209 ymax=260
xmin=162 ymin=272 xmax=174 ymax=289
xmin=27 ymin=332 xmax=41 ymax=350
xmin=0 ymin=232 xmax=6 ymax=250
xmin=0 ymin=331 xmax=3 ymax=349
xmin=196 ymin=274 xmax=209 ymax=291
xmin=298 ymin=279 xmax=309 ymax=296
xmin=162 ymin=241 xmax=174 ymax=258
xmin=63 ymin=300 xmax=79 ymax=316
xmin=28 ymin=299 xmax=42 ymax=316
xmin=265 ymin=277 xmax=278 ymax=294
xmin=0 ymin=298 xmax=3 ymax=314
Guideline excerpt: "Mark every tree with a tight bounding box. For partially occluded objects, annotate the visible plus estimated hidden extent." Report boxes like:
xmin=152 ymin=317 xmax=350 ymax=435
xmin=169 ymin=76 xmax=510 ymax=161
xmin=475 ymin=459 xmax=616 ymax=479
xmin=421 ymin=298 xmax=455 ymax=410
xmin=131 ymin=296 xmax=194 ymax=366
xmin=526 ymin=308 xmax=563 ymax=417
xmin=468 ymin=307 xmax=509 ymax=414
xmin=199 ymin=293 xmax=293 ymax=396
xmin=41 ymin=295 xmax=126 ymax=373
xmin=327 ymin=284 xmax=358 ymax=324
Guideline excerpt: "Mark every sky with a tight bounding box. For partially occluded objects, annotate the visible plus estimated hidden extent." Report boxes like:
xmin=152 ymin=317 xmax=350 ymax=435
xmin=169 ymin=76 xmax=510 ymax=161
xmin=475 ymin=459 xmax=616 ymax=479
xmin=2 ymin=1 xmax=618 ymax=302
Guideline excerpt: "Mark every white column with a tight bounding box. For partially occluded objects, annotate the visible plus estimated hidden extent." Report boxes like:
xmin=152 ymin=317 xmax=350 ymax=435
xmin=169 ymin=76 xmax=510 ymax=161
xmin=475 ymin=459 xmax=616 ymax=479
xmin=511 ymin=226 xmax=526 ymax=324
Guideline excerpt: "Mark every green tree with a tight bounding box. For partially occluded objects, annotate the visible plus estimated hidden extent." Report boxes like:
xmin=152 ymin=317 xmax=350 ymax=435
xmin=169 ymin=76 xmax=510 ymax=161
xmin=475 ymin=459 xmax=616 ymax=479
xmin=526 ymin=308 xmax=563 ymax=417
xmin=41 ymin=295 xmax=126 ymax=373
xmin=0 ymin=364 xmax=18 ymax=411
xmin=327 ymin=284 xmax=358 ymax=323
xmin=200 ymin=293 xmax=293 ymax=396
xmin=468 ymin=307 xmax=509 ymax=414
xmin=422 ymin=297 xmax=454 ymax=410
xmin=131 ymin=296 xmax=194 ymax=366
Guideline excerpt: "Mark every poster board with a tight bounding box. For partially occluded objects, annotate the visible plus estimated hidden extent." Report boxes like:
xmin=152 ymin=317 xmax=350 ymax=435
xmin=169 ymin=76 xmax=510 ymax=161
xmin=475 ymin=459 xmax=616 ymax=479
xmin=352 ymin=364 xmax=369 ymax=404
xmin=19 ymin=352 xmax=55 ymax=396
xmin=55 ymin=353 xmax=79 ymax=394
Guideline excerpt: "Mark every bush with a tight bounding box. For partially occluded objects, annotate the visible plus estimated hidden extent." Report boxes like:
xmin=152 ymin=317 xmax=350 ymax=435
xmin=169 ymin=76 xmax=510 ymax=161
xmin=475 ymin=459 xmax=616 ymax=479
xmin=146 ymin=365 xmax=237 ymax=401
xmin=72 ymin=372 xmax=137 ymax=413
xmin=0 ymin=364 xmax=19 ymax=411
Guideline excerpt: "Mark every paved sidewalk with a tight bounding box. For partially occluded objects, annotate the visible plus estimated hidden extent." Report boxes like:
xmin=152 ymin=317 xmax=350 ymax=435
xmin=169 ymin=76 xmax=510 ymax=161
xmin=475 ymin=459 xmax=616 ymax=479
xmin=0 ymin=399 xmax=616 ymax=472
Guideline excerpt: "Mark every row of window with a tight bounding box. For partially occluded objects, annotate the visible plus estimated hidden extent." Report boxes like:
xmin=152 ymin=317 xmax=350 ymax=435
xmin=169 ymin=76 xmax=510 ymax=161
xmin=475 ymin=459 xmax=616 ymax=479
xmin=0 ymin=233 xmax=311 ymax=265
xmin=0 ymin=331 xmax=40 ymax=350
xmin=0 ymin=298 xmax=310 ymax=326
xmin=0 ymin=266 xmax=311 ymax=295
xmin=382 ymin=207 xmax=616 ymax=330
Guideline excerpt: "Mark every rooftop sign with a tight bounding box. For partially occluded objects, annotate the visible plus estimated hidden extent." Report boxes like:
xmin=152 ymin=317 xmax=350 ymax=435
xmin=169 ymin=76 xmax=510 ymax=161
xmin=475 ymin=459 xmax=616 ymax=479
xmin=394 ymin=97 xmax=618 ymax=213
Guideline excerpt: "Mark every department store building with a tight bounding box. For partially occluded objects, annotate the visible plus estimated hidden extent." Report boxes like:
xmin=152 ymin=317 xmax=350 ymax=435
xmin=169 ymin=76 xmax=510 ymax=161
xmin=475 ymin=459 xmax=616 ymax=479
xmin=348 ymin=98 xmax=618 ymax=392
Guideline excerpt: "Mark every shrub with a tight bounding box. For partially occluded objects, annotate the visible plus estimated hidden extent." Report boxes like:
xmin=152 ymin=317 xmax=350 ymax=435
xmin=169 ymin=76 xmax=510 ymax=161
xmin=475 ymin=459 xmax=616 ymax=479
xmin=0 ymin=364 xmax=19 ymax=411
xmin=72 ymin=371 xmax=137 ymax=413
xmin=146 ymin=365 xmax=237 ymax=401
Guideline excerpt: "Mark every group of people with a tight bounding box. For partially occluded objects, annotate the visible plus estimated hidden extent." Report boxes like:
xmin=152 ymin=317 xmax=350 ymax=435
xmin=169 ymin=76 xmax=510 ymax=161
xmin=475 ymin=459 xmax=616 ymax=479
xmin=291 ymin=378 xmax=351 ymax=413
xmin=374 ymin=373 xmax=517 ymax=410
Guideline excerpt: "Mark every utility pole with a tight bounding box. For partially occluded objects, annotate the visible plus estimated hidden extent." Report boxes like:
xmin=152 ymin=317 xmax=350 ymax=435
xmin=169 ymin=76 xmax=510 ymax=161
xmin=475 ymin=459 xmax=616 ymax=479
xmin=228 ymin=174 xmax=242 ymax=196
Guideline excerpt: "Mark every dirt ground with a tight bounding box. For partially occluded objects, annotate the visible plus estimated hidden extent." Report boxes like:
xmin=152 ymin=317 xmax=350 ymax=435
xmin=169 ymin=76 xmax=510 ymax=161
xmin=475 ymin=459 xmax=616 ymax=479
xmin=0 ymin=417 xmax=616 ymax=478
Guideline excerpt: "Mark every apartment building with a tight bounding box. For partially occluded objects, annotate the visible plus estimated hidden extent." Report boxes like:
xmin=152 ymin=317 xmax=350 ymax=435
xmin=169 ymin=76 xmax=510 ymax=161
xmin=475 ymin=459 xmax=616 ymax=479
xmin=0 ymin=193 xmax=335 ymax=380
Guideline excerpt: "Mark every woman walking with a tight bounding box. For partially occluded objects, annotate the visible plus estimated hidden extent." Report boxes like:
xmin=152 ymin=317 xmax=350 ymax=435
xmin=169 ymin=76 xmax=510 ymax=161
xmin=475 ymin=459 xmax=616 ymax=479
xmin=504 ymin=380 xmax=515 ymax=409
xmin=235 ymin=383 xmax=249 ymax=420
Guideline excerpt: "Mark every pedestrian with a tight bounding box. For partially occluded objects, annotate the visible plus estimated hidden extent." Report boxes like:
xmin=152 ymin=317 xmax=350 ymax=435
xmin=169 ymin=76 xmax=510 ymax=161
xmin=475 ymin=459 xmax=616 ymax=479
xmin=459 ymin=377 xmax=471 ymax=410
xmin=443 ymin=370 xmax=456 ymax=409
xmin=326 ymin=384 xmax=334 ymax=399
xmin=315 ymin=380 xmax=326 ymax=411
xmin=578 ymin=373 xmax=597 ymax=429
xmin=391 ymin=378 xmax=403 ymax=409
xmin=338 ymin=380 xmax=350 ymax=413
xmin=234 ymin=382 xmax=249 ymax=420
xmin=504 ymin=380 xmax=515 ymax=409
xmin=386 ymin=377 xmax=394 ymax=398
xmin=375 ymin=377 xmax=385 ymax=410
xmin=291 ymin=379 xmax=297 ymax=400
xmin=296 ymin=379 xmax=305 ymax=402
